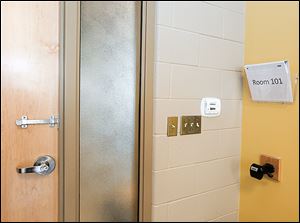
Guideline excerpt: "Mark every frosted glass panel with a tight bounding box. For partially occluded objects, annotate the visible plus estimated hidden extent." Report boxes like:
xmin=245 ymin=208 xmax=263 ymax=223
xmin=80 ymin=1 xmax=140 ymax=221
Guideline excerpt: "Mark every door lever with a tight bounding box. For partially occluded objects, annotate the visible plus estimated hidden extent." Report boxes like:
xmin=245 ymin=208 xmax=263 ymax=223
xmin=16 ymin=155 xmax=56 ymax=176
xmin=250 ymin=163 xmax=275 ymax=180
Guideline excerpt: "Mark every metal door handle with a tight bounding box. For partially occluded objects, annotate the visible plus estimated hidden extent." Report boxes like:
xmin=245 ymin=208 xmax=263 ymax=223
xmin=16 ymin=155 xmax=56 ymax=175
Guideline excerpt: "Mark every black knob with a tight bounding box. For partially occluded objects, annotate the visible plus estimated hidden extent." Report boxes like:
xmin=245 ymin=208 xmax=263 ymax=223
xmin=250 ymin=163 xmax=275 ymax=180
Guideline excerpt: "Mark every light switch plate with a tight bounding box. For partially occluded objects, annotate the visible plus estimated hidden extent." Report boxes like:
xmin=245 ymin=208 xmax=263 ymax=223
xmin=180 ymin=116 xmax=201 ymax=135
xmin=167 ymin=117 xmax=178 ymax=137
xmin=260 ymin=154 xmax=281 ymax=181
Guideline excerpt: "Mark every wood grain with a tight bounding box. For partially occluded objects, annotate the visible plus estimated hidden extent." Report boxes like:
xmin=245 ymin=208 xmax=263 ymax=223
xmin=260 ymin=154 xmax=281 ymax=181
xmin=1 ymin=2 xmax=59 ymax=221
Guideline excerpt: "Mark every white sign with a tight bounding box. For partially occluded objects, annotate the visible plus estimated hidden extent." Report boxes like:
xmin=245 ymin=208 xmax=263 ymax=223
xmin=244 ymin=61 xmax=293 ymax=103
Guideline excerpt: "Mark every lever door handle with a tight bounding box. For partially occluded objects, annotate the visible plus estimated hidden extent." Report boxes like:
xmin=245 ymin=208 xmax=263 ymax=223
xmin=16 ymin=155 xmax=56 ymax=176
xmin=250 ymin=163 xmax=274 ymax=180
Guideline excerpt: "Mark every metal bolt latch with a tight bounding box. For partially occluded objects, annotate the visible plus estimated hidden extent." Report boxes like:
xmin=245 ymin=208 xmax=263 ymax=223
xmin=16 ymin=115 xmax=59 ymax=129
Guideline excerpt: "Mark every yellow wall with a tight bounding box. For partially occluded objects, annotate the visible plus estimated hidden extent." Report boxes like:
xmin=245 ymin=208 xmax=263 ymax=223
xmin=240 ymin=1 xmax=299 ymax=222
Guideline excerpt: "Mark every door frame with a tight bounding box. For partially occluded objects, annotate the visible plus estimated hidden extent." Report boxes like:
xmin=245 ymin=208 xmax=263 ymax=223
xmin=60 ymin=1 xmax=154 ymax=221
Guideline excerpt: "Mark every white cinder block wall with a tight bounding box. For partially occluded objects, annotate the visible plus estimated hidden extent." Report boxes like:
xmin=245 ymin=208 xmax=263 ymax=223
xmin=152 ymin=1 xmax=245 ymax=222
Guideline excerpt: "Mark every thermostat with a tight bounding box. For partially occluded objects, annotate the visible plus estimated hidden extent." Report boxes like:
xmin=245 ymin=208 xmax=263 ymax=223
xmin=200 ymin=98 xmax=221 ymax=117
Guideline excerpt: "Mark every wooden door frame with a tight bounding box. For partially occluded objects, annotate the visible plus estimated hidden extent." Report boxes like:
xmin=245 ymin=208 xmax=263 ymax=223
xmin=59 ymin=1 xmax=154 ymax=221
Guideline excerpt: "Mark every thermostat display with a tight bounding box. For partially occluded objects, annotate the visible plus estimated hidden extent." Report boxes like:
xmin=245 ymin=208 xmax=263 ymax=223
xmin=200 ymin=98 xmax=221 ymax=117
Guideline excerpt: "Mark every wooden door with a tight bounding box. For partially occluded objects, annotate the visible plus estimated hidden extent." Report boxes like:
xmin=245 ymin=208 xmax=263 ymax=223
xmin=1 ymin=2 xmax=60 ymax=221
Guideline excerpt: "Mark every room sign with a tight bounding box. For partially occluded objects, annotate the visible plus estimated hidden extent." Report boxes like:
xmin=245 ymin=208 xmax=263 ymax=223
xmin=244 ymin=61 xmax=293 ymax=103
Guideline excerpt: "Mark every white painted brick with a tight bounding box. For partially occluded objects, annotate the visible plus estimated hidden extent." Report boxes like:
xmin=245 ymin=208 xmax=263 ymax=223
xmin=173 ymin=1 xmax=222 ymax=37
xmin=156 ymin=1 xmax=173 ymax=26
xmin=171 ymin=65 xmax=221 ymax=99
xmin=198 ymin=35 xmax=244 ymax=71
xmin=153 ymin=166 xmax=197 ymax=204
xmin=154 ymin=63 xmax=171 ymax=98
xmin=152 ymin=204 xmax=168 ymax=222
xmin=156 ymin=26 xmax=199 ymax=65
xmin=168 ymin=131 xmax=220 ymax=167
xmin=208 ymin=1 xmax=245 ymax=14
xmin=202 ymin=100 xmax=242 ymax=130
xmin=152 ymin=2 xmax=244 ymax=221
xmin=153 ymin=135 xmax=169 ymax=171
xmin=218 ymin=128 xmax=241 ymax=158
xmin=221 ymin=71 xmax=243 ymax=100
xmin=153 ymin=99 xmax=200 ymax=134
xmin=195 ymin=157 xmax=240 ymax=194
xmin=168 ymin=184 xmax=240 ymax=221
xmin=223 ymin=10 xmax=245 ymax=42
xmin=168 ymin=129 xmax=241 ymax=167
xmin=209 ymin=211 xmax=239 ymax=222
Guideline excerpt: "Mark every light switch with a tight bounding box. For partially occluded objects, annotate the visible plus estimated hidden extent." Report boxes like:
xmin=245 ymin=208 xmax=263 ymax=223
xmin=180 ymin=116 xmax=201 ymax=135
xmin=167 ymin=117 xmax=178 ymax=137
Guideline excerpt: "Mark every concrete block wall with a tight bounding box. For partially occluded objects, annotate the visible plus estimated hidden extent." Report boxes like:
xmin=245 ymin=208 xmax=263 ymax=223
xmin=152 ymin=1 xmax=245 ymax=221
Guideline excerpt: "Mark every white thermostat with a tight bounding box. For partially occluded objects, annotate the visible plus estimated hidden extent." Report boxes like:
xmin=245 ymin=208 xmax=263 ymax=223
xmin=200 ymin=98 xmax=221 ymax=117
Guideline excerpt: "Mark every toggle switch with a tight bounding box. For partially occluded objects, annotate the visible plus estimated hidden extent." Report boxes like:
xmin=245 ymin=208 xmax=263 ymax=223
xmin=180 ymin=116 xmax=201 ymax=135
xmin=167 ymin=117 xmax=178 ymax=137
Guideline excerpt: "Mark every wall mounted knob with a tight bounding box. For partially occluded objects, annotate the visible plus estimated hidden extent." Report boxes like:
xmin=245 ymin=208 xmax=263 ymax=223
xmin=250 ymin=163 xmax=275 ymax=180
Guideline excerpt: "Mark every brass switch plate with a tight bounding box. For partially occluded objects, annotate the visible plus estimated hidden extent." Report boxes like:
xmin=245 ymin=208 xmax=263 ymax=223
xmin=260 ymin=154 xmax=281 ymax=181
xmin=167 ymin=117 xmax=178 ymax=137
xmin=180 ymin=116 xmax=201 ymax=135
